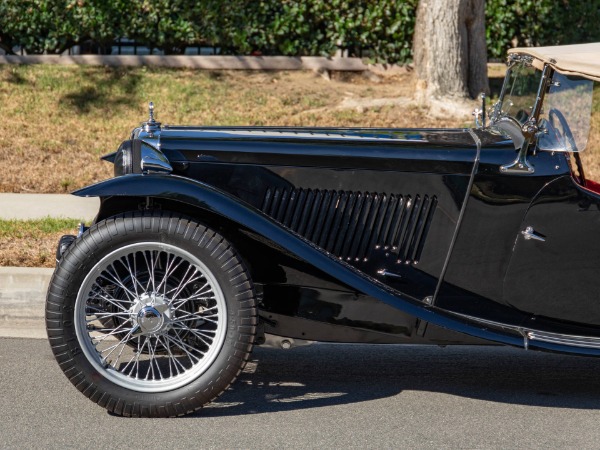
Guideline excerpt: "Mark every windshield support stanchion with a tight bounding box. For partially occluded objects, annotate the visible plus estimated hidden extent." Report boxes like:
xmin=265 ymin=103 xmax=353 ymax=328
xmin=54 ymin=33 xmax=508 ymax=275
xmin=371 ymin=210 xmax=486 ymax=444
xmin=499 ymin=65 xmax=554 ymax=175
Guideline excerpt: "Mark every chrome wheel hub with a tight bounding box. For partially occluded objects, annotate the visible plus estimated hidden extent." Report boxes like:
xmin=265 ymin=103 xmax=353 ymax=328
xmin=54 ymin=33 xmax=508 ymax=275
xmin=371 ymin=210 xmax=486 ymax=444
xmin=131 ymin=293 xmax=172 ymax=335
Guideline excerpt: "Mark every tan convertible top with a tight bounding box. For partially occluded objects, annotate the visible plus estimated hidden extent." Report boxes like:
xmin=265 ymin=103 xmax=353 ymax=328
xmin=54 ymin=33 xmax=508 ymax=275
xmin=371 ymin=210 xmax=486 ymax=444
xmin=508 ymin=42 xmax=600 ymax=82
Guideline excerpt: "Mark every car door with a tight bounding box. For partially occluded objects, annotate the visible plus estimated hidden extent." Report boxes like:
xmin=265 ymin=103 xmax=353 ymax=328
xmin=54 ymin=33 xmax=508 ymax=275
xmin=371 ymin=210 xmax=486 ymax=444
xmin=502 ymin=175 xmax=600 ymax=326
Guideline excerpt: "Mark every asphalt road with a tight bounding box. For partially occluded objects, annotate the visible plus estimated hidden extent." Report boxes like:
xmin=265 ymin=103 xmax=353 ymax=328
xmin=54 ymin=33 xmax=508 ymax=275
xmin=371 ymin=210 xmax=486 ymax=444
xmin=2 ymin=338 xmax=600 ymax=449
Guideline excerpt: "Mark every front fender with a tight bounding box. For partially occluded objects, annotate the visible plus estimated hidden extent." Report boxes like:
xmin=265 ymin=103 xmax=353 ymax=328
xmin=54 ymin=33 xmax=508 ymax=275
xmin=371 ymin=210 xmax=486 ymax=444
xmin=74 ymin=174 xmax=527 ymax=350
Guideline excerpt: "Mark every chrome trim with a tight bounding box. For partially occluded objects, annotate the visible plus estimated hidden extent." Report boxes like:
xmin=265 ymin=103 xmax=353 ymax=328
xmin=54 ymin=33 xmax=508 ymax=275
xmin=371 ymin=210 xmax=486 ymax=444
xmin=473 ymin=93 xmax=487 ymax=129
xmin=527 ymin=331 xmax=600 ymax=349
xmin=446 ymin=310 xmax=600 ymax=350
xmin=77 ymin=222 xmax=88 ymax=238
xmin=377 ymin=269 xmax=402 ymax=279
xmin=521 ymin=226 xmax=545 ymax=242
xmin=446 ymin=311 xmax=523 ymax=333
xmin=143 ymin=101 xmax=161 ymax=134
xmin=431 ymin=129 xmax=482 ymax=305
xmin=140 ymin=142 xmax=172 ymax=174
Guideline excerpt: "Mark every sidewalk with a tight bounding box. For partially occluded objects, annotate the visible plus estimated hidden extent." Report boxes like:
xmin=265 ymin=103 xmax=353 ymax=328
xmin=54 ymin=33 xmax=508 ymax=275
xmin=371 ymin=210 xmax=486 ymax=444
xmin=0 ymin=193 xmax=99 ymax=338
xmin=0 ymin=193 xmax=98 ymax=220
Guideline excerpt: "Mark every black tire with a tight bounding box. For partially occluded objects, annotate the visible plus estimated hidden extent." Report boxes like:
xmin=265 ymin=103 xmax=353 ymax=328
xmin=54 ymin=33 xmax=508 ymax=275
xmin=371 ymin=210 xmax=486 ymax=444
xmin=46 ymin=211 xmax=257 ymax=417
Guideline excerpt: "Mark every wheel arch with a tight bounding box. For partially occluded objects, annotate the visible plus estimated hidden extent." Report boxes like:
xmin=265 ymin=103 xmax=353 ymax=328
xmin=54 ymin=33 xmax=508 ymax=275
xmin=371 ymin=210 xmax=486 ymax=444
xmin=93 ymin=193 xmax=296 ymax=287
xmin=76 ymin=174 xmax=353 ymax=293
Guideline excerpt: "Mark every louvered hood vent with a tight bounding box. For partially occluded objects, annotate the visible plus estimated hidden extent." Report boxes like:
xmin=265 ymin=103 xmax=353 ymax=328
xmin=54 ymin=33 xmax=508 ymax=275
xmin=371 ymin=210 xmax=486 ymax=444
xmin=261 ymin=188 xmax=437 ymax=264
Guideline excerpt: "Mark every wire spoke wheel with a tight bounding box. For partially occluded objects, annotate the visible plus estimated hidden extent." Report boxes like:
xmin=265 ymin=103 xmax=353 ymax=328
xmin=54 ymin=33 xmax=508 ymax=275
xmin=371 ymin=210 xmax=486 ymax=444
xmin=76 ymin=242 xmax=227 ymax=392
xmin=47 ymin=213 xmax=256 ymax=417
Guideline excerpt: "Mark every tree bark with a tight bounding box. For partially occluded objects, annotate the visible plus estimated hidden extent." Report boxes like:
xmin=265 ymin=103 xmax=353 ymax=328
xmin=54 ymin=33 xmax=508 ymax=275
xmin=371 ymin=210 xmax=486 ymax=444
xmin=413 ymin=0 xmax=489 ymax=100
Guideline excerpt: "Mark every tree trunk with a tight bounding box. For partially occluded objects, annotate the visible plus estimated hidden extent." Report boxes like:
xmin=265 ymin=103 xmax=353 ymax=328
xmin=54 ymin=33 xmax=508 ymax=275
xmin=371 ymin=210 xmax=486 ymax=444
xmin=413 ymin=0 xmax=488 ymax=100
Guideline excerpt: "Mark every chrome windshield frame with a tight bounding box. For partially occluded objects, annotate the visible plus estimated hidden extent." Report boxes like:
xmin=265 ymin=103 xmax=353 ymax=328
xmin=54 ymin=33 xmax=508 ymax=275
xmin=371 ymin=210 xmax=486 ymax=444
xmin=489 ymin=54 xmax=535 ymax=124
xmin=491 ymin=56 xmax=554 ymax=175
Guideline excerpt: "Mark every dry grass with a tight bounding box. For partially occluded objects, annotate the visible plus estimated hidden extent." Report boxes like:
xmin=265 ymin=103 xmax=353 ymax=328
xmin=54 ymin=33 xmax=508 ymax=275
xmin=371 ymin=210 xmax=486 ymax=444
xmin=3 ymin=65 xmax=600 ymax=268
xmin=0 ymin=218 xmax=80 ymax=267
xmin=0 ymin=65 xmax=472 ymax=267
xmin=578 ymin=88 xmax=600 ymax=179
xmin=0 ymin=65 xmax=469 ymax=193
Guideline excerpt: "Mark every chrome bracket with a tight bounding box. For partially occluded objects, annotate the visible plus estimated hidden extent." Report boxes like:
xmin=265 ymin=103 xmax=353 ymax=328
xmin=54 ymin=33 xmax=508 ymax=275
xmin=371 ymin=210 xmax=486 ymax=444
xmin=500 ymin=153 xmax=535 ymax=174
xmin=77 ymin=222 xmax=88 ymax=238
xmin=500 ymin=118 xmax=539 ymax=174
xmin=261 ymin=334 xmax=314 ymax=350
xmin=488 ymin=100 xmax=503 ymax=124
xmin=521 ymin=226 xmax=545 ymax=242
xmin=473 ymin=93 xmax=487 ymax=129
xmin=493 ymin=117 xmax=534 ymax=175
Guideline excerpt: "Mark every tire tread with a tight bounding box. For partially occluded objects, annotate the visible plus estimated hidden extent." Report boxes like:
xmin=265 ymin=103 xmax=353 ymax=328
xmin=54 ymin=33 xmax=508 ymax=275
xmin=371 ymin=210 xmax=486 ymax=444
xmin=46 ymin=211 xmax=257 ymax=418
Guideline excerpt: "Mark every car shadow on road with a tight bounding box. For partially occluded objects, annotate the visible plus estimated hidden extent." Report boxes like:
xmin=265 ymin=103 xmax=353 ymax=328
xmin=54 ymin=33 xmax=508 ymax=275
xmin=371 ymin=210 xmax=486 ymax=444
xmin=195 ymin=343 xmax=600 ymax=417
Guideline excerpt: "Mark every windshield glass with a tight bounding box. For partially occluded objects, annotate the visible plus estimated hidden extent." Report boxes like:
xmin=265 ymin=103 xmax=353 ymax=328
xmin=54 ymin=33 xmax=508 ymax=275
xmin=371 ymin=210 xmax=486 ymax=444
xmin=499 ymin=62 xmax=542 ymax=125
xmin=494 ymin=60 xmax=595 ymax=153
xmin=537 ymin=73 xmax=594 ymax=152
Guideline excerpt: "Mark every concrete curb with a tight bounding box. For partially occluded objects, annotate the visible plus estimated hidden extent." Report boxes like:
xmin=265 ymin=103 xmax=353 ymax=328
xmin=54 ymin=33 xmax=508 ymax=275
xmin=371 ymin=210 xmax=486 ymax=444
xmin=0 ymin=55 xmax=506 ymax=78
xmin=0 ymin=267 xmax=51 ymax=339
xmin=0 ymin=54 xmax=369 ymax=71
xmin=0 ymin=194 xmax=99 ymax=338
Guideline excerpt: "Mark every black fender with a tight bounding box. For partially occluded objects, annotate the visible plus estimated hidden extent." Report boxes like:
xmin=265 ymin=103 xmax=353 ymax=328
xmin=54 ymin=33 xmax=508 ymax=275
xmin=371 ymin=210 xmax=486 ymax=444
xmin=73 ymin=174 xmax=599 ymax=355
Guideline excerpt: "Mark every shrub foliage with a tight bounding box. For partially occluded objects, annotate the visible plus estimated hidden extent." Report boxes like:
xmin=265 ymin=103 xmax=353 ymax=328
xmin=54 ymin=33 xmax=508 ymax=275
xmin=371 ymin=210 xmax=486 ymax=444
xmin=0 ymin=0 xmax=598 ymax=63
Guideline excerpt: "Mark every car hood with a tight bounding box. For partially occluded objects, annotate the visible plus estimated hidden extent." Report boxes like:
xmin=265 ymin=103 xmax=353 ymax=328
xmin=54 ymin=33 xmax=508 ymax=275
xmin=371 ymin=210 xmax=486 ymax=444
xmin=158 ymin=126 xmax=479 ymax=147
xmin=146 ymin=126 xmax=512 ymax=172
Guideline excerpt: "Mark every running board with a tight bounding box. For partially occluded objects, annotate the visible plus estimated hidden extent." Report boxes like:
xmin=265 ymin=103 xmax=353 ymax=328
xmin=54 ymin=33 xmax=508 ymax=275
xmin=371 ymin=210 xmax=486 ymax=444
xmin=447 ymin=311 xmax=600 ymax=350
xmin=527 ymin=330 xmax=600 ymax=349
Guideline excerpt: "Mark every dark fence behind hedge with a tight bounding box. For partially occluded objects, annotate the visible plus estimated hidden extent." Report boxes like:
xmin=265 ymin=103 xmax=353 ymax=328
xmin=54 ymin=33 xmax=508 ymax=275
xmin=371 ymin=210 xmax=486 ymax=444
xmin=0 ymin=0 xmax=599 ymax=63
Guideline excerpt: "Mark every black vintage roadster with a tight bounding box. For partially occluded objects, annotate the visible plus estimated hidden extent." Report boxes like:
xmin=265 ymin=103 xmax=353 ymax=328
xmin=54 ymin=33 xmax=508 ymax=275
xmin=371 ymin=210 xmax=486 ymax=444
xmin=47 ymin=43 xmax=600 ymax=417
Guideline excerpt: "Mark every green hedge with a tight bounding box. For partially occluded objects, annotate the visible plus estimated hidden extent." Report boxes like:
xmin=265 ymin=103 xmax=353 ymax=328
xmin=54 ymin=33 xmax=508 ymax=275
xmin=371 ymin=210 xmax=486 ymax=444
xmin=486 ymin=0 xmax=600 ymax=59
xmin=0 ymin=0 xmax=417 ymax=62
xmin=0 ymin=0 xmax=598 ymax=63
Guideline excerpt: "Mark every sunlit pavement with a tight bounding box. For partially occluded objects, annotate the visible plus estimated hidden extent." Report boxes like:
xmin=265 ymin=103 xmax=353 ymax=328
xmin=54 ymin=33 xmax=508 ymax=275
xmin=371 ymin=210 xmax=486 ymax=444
xmin=2 ymin=338 xmax=600 ymax=448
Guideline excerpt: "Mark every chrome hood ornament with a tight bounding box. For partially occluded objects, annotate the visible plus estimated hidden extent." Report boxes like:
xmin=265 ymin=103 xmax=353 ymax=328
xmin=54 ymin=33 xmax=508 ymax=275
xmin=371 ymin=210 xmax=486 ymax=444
xmin=143 ymin=101 xmax=161 ymax=133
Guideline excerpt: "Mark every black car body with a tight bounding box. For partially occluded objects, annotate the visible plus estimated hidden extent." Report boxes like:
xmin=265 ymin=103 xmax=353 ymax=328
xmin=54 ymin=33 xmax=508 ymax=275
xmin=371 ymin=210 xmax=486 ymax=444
xmin=47 ymin=43 xmax=600 ymax=417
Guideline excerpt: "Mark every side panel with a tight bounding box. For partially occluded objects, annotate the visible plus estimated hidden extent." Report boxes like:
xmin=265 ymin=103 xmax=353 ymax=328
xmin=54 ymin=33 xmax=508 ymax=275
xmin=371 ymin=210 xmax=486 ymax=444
xmin=75 ymin=174 xmax=600 ymax=355
xmin=503 ymin=176 xmax=600 ymax=326
xmin=435 ymin=144 xmax=570 ymax=317
xmin=161 ymin=129 xmax=479 ymax=303
xmin=179 ymin=163 xmax=470 ymax=301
